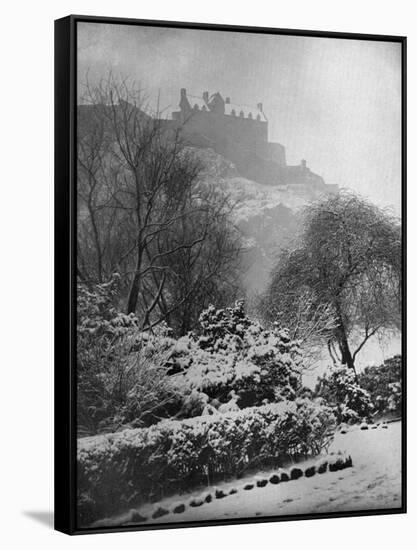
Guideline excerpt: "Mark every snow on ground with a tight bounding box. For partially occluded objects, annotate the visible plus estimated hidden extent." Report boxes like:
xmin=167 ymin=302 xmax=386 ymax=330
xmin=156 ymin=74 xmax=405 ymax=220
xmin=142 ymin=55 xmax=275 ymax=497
xmin=189 ymin=147 xmax=320 ymax=221
xmin=97 ymin=421 xmax=402 ymax=527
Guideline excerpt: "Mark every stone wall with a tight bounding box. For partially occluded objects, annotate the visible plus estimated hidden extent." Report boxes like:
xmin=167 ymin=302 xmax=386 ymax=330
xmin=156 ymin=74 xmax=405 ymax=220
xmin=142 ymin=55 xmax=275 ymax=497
xmin=169 ymin=108 xmax=290 ymax=184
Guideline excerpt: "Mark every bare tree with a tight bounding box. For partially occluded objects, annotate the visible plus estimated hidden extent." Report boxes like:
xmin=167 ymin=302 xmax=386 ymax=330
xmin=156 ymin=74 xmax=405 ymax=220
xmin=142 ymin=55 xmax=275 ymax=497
xmin=259 ymin=288 xmax=337 ymax=369
xmin=261 ymin=192 xmax=401 ymax=374
xmin=161 ymin=193 xmax=244 ymax=334
xmin=77 ymin=75 xmax=243 ymax=331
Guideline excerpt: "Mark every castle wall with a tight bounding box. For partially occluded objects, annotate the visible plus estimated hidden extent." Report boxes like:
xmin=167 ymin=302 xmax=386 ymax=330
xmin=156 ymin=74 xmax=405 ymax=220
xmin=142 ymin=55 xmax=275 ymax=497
xmin=170 ymin=94 xmax=333 ymax=189
xmin=78 ymin=100 xmax=336 ymax=192
xmin=265 ymin=142 xmax=286 ymax=166
xmin=170 ymin=108 xmax=289 ymax=182
xmin=172 ymin=109 xmax=268 ymax=152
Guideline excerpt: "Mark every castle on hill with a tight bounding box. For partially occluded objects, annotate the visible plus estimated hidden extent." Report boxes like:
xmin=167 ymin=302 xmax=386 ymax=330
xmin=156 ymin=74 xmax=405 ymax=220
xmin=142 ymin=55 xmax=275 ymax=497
xmin=170 ymin=88 xmax=338 ymax=193
xmin=78 ymin=89 xmax=338 ymax=193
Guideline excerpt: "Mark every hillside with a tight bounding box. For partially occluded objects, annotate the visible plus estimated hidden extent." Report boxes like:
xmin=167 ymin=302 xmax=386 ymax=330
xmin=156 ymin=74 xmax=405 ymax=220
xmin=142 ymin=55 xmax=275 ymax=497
xmin=78 ymin=102 xmax=337 ymax=295
xmin=189 ymin=147 xmax=337 ymax=294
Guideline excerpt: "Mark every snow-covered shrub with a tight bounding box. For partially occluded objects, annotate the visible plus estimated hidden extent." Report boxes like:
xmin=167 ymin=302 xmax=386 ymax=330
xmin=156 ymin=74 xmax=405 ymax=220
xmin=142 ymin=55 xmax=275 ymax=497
xmin=256 ymin=477 xmax=268 ymax=487
xmin=290 ymin=467 xmax=303 ymax=480
xmin=358 ymin=355 xmax=402 ymax=417
xmin=171 ymin=302 xmax=303 ymax=410
xmin=77 ymin=277 xmax=184 ymax=435
xmin=172 ymin=502 xmax=185 ymax=514
xmin=77 ymin=398 xmax=335 ymax=524
xmin=305 ymin=465 xmax=316 ymax=478
xmin=197 ymin=301 xmax=251 ymax=348
xmin=315 ymin=364 xmax=373 ymax=424
xmin=189 ymin=497 xmax=204 ymax=507
xmin=269 ymin=473 xmax=280 ymax=484
xmin=77 ymin=274 xmax=139 ymax=339
xmin=129 ymin=510 xmax=147 ymax=523
xmin=152 ymin=506 xmax=169 ymax=519
xmin=77 ymin=293 xmax=307 ymax=432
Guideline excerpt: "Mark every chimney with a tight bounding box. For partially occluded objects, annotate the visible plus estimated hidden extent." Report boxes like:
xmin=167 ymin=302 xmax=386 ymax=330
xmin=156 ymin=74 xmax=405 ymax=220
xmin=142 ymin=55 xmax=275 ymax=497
xmin=257 ymin=102 xmax=263 ymax=112
xmin=301 ymin=159 xmax=307 ymax=169
xmin=203 ymin=91 xmax=209 ymax=103
xmin=225 ymin=97 xmax=230 ymax=104
xmin=180 ymin=88 xmax=187 ymax=100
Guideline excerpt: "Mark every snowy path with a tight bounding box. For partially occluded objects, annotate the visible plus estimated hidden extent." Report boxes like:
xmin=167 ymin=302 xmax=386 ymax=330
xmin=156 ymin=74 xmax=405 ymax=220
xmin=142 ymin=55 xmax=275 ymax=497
xmin=97 ymin=421 xmax=402 ymax=527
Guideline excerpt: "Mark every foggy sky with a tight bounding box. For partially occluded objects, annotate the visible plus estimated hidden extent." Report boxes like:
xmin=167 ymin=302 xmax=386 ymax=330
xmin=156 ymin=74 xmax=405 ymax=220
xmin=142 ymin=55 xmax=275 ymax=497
xmin=78 ymin=22 xmax=402 ymax=214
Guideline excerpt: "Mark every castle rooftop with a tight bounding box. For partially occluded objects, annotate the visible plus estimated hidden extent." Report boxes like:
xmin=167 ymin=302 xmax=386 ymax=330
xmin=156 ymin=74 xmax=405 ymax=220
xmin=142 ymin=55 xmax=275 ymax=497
xmin=179 ymin=90 xmax=267 ymax=122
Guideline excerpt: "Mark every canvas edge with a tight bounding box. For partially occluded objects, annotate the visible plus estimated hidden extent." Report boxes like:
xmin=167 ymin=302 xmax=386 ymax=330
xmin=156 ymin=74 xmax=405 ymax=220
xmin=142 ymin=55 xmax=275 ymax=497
xmin=54 ymin=15 xmax=77 ymax=535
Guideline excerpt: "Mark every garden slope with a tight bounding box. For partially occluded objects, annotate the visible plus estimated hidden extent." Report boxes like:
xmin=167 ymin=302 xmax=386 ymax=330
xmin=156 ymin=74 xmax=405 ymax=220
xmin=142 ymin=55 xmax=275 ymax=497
xmin=103 ymin=421 xmax=402 ymax=526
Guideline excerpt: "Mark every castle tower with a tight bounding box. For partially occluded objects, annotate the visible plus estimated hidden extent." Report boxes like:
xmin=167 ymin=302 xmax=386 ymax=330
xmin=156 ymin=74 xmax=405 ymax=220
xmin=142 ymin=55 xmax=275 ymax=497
xmin=170 ymin=88 xmax=286 ymax=179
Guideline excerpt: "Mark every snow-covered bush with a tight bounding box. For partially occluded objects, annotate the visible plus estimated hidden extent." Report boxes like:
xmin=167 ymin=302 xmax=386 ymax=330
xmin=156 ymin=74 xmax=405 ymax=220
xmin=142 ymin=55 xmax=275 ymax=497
xmin=77 ymin=278 xmax=336 ymax=440
xmin=197 ymin=301 xmax=252 ymax=349
xmin=77 ymin=277 xmax=183 ymax=435
xmin=77 ymin=398 xmax=335 ymax=524
xmin=77 ymin=274 xmax=139 ymax=339
xmin=358 ymin=355 xmax=402 ymax=417
xmin=77 ymin=290 xmax=309 ymax=433
xmin=172 ymin=302 xmax=303 ymax=410
xmin=315 ymin=364 xmax=373 ymax=424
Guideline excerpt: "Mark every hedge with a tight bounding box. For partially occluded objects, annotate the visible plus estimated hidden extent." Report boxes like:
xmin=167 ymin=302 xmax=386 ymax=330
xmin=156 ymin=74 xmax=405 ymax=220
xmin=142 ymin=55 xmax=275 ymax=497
xmin=89 ymin=452 xmax=354 ymax=528
xmin=77 ymin=399 xmax=334 ymax=525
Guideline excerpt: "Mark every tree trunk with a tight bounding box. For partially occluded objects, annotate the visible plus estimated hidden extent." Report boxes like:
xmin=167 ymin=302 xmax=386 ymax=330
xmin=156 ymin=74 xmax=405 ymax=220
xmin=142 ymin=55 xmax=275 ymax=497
xmin=126 ymin=247 xmax=143 ymax=314
xmin=127 ymin=273 xmax=140 ymax=314
xmin=334 ymin=302 xmax=357 ymax=376
xmin=338 ymin=330 xmax=355 ymax=370
xmin=335 ymin=321 xmax=358 ymax=381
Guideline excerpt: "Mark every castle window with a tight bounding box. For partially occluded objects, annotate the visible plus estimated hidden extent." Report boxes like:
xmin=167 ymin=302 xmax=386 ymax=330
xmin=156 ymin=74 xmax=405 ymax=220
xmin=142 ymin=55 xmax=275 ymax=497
xmin=239 ymin=110 xmax=244 ymax=117
xmin=248 ymin=112 xmax=253 ymax=119
xmin=231 ymin=109 xmax=236 ymax=116
xmin=256 ymin=114 xmax=261 ymax=121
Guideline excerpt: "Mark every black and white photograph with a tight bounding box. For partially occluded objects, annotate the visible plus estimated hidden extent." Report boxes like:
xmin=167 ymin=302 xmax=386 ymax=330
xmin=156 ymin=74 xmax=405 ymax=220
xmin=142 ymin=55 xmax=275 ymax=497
xmin=72 ymin=18 xmax=405 ymax=531
xmin=2 ymin=0 xmax=416 ymax=548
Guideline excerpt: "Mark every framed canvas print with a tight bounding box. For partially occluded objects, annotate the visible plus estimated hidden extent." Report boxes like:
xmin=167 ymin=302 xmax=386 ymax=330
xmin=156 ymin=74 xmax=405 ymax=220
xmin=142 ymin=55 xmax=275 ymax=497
xmin=54 ymin=15 xmax=406 ymax=535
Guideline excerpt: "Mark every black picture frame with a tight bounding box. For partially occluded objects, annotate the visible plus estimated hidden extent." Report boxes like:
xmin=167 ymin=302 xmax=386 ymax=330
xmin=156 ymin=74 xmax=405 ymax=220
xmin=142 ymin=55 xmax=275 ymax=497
xmin=54 ymin=14 xmax=407 ymax=535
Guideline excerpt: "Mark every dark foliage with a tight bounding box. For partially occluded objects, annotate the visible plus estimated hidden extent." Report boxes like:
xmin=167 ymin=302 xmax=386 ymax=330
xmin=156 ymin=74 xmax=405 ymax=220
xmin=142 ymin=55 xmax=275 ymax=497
xmin=358 ymin=355 xmax=402 ymax=417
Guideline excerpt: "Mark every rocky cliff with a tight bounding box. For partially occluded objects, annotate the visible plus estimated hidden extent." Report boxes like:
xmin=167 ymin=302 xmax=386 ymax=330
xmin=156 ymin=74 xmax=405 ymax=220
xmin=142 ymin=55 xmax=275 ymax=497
xmin=189 ymin=147 xmax=337 ymax=295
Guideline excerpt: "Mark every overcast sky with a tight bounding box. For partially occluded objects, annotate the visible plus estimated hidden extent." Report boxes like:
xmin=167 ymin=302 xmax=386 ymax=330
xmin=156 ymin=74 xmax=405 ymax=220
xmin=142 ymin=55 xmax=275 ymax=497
xmin=78 ymin=22 xmax=402 ymax=213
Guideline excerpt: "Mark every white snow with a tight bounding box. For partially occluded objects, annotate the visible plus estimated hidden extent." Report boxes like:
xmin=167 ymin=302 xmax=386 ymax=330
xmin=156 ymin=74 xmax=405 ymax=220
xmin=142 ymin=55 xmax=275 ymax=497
xmin=94 ymin=421 xmax=402 ymax=527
